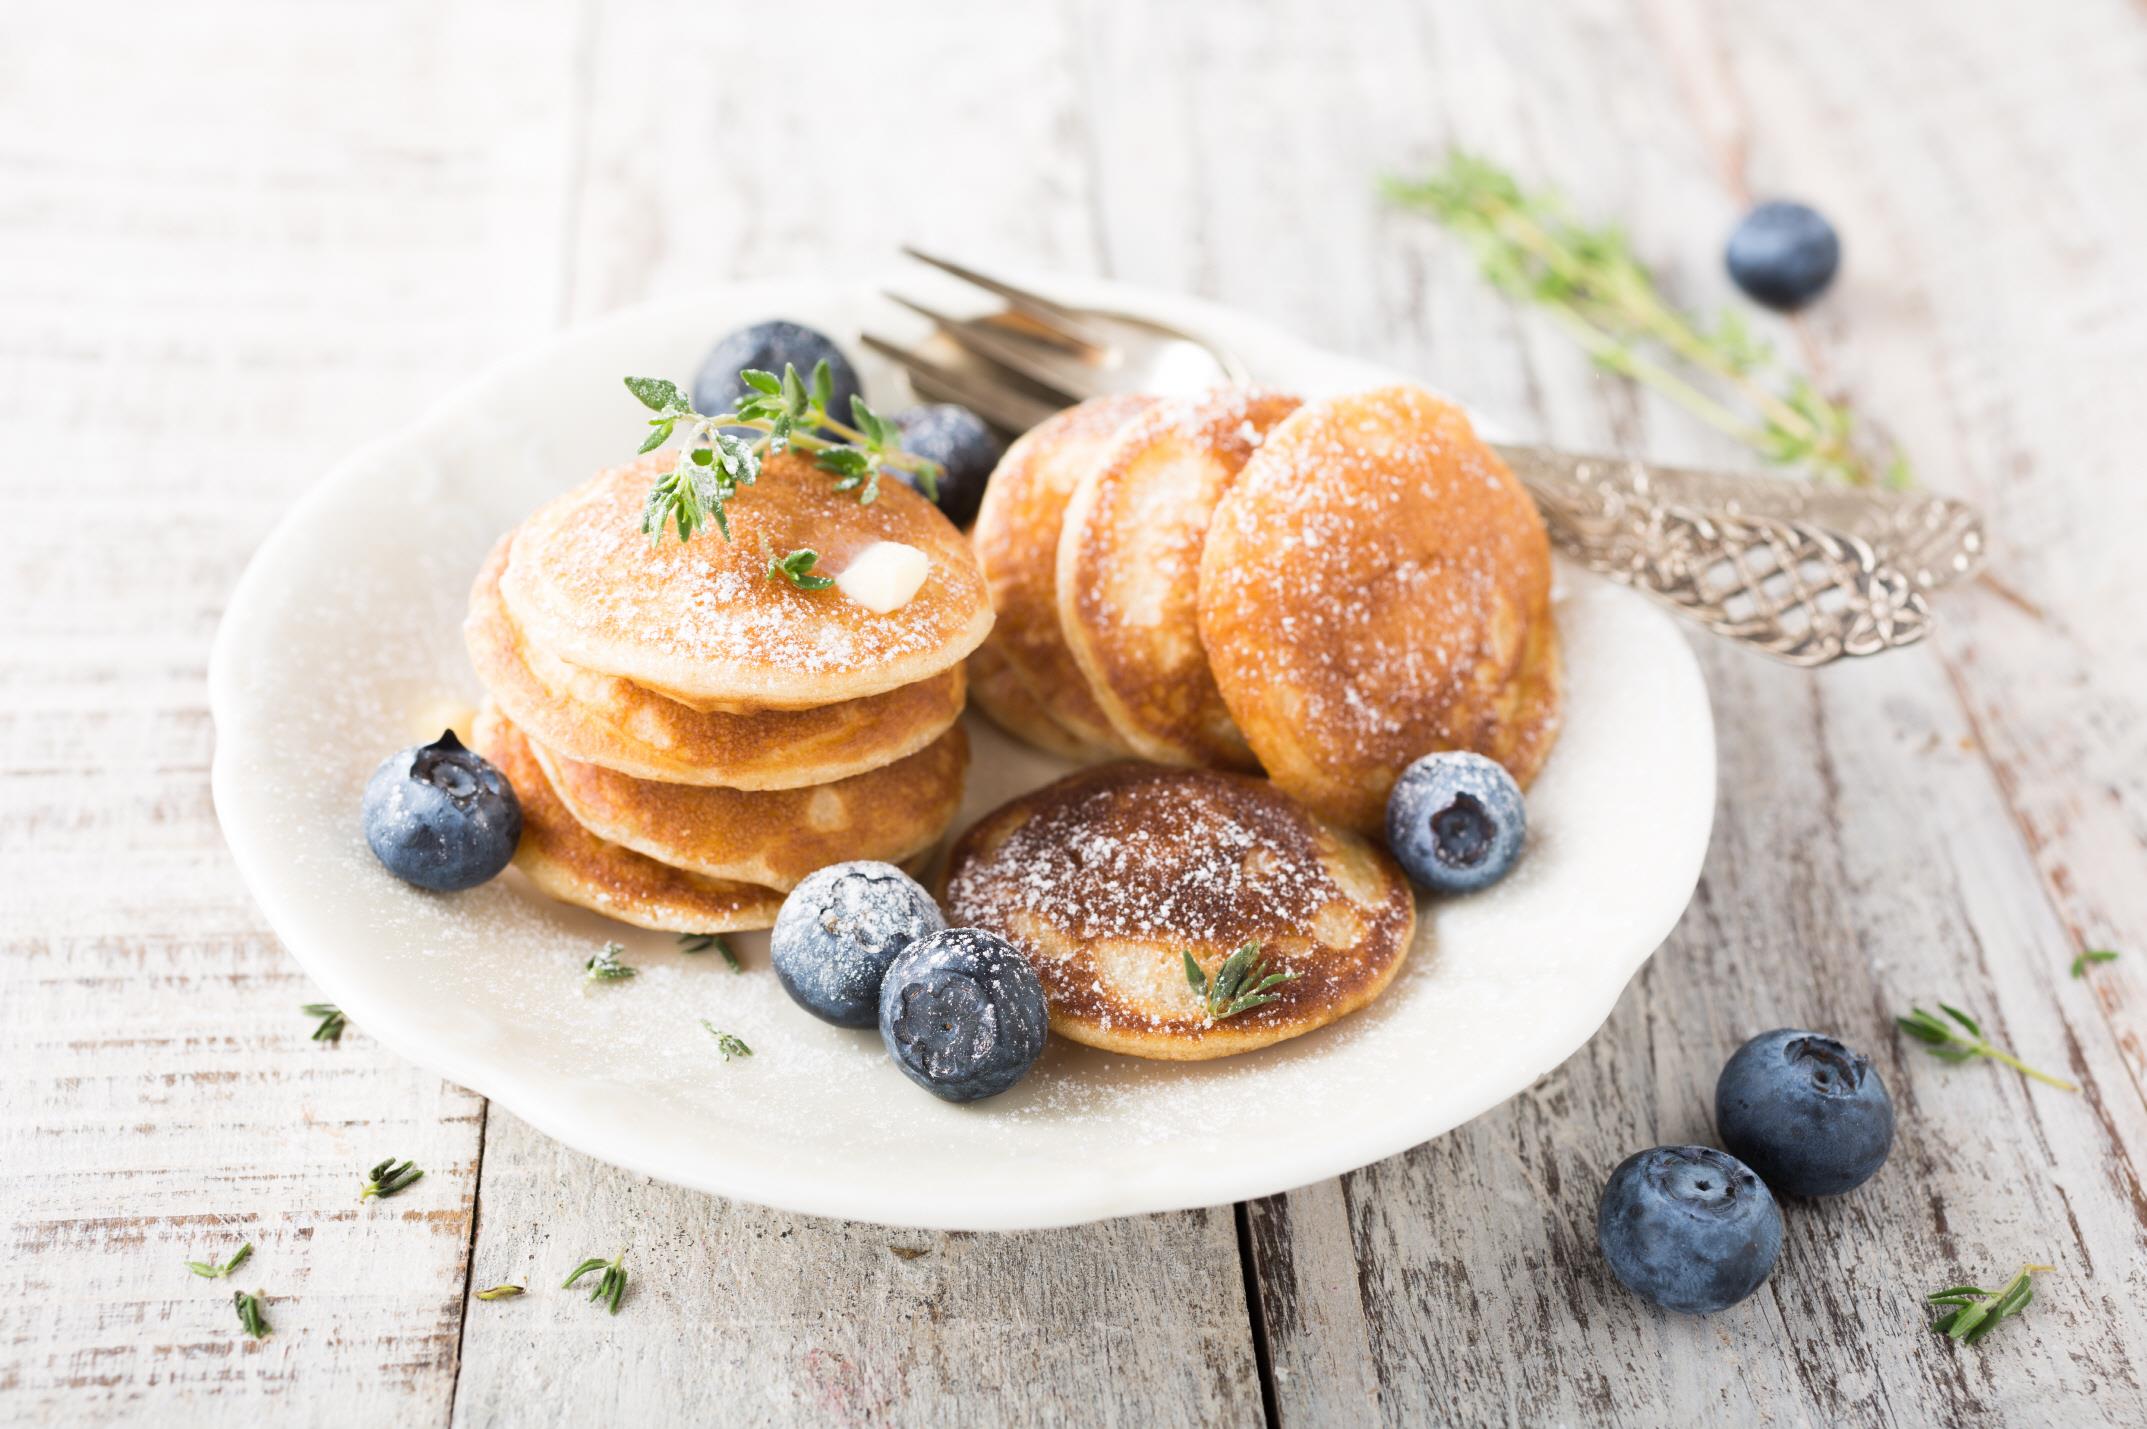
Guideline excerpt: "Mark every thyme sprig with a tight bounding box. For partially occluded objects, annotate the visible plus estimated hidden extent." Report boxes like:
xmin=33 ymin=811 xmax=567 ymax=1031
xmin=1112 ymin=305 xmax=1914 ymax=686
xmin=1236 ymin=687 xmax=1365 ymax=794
xmin=185 ymin=1242 xmax=252 ymax=1279
xmin=1183 ymin=942 xmax=1300 ymax=1021
xmin=232 ymin=1289 xmax=270 ymax=1339
xmin=360 ymin=1157 xmax=425 ymax=1200
xmin=680 ymin=932 xmax=741 ymax=972
xmin=627 ymin=362 xmax=942 ymax=545
xmin=1383 ymin=153 xmax=1910 ymax=488
xmin=585 ymin=942 xmax=637 ymax=984
xmin=701 ymin=1021 xmax=753 ymax=1061
xmin=564 ymin=1252 xmax=628 ymax=1314
xmin=2071 ymin=948 xmax=2119 ymax=978
xmin=301 ymin=1003 xmax=346 ymax=1042
xmin=1896 ymin=1004 xmax=2077 ymax=1092
xmin=1928 ymin=1264 xmax=2051 ymax=1344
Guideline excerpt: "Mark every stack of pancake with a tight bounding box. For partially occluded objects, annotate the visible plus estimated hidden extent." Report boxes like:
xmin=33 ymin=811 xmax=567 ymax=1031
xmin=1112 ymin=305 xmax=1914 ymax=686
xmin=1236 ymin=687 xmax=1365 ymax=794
xmin=464 ymin=449 xmax=992 ymax=931
xmin=968 ymin=384 xmax=1562 ymax=835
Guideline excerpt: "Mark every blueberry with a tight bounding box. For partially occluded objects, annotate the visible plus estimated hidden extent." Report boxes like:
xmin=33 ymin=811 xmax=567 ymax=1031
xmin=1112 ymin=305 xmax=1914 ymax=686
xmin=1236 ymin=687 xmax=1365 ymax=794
xmin=692 ymin=320 xmax=863 ymax=424
xmin=770 ymin=861 xmax=947 ymax=1028
xmin=878 ymin=928 xmax=1049 ymax=1103
xmin=1384 ymin=751 xmax=1526 ymax=894
xmin=891 ymin=404 xmax=1005 ymax=527
xmin=1715 ymin=1029 xmax=1893 ymax=1198
xmin=361 ymin=730 xmax=521 ymax=891
xmin=1597 ymin=1146 xmax=1783 ymax=1315
xmin=1725 ymin=201 xmax=1840 ymax=311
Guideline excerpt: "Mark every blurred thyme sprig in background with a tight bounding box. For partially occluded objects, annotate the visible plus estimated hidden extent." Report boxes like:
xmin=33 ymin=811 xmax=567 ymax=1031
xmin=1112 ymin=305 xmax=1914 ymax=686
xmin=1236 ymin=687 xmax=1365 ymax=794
xmin=1383 ymin=153 xmax=1910 ymax=488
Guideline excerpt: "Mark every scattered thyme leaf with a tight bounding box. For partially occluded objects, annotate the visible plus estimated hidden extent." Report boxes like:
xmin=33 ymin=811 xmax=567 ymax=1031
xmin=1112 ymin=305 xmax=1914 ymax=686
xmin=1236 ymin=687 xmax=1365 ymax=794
xmin=1928 ymin=1264 xmax=2051 ymax=1345
xmin=2071 ymin=949 xmax=2120 ymax=978
xmin=679 ymin=932 xmax=742 ymax=972
xmin=232 ymin=1289 xmax=270 ymax=1339
xmin=1382 ymin=153 xmax=1910 ymax=487
xmin=1896 ymin=1005 xmax=2077 ymax=1091
xmin=763 ymin=540 xmax=836 ymax=591
xmin=360 ymin=1157 xmax=424 ymax=1200
xmin=1182 ymin=942 xmax=1301 ymax=1021
xmin=585 ymin=942 xmax=637 ymax=984
xmin=301 ymin=1002 xmax=346 ymax=1042
xmin=185 ymin=1241 xmax=252 ymax=1279
xmin=475 ymin=1284 xmax=525 ymax=1301
xmin=563 ymin=1252 xmax=628 ymax=1314
xmin=701 ymin=1021 xmax=752 ymax=1061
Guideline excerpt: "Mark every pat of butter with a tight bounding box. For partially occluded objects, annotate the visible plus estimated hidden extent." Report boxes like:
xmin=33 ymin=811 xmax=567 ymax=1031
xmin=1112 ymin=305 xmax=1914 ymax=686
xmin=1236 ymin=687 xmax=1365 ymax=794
xmin=835 ymin=541 xmax=930 ymax=614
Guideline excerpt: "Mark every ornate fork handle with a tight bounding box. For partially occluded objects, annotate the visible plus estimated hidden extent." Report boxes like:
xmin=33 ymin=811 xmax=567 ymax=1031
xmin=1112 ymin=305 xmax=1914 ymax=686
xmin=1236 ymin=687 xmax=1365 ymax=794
xmin=1496 ymin=444 xmax=1983 ymax=667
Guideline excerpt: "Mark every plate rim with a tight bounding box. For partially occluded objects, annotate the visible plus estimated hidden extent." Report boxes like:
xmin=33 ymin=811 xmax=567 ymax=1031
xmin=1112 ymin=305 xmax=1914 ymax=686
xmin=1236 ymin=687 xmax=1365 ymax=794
xmin=209 ymin=271 xmax=1715 ymax=1230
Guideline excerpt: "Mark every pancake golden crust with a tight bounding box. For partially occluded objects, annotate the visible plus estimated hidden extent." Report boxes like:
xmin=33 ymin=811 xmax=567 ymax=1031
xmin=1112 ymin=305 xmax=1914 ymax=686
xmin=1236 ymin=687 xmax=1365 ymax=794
xmin=1057 ymin=388 xmax=1300 ymax=769
xmin=1198 ymin=386 xmax=1561 ymax=835
xmin=466 ymin=535 xmax=965 ymax=789
xmin=499 ymin=451 xmax=992 ymax=710
xmin=968 ymin=395 xmax=1156 ymax=750
xmin=941 ymin=763 xmax=1416 ymax=1061
xmin=469 ymin=704 xmax=785 ymax=933
xmin=528 ymin=723 xmax=968 ymax=891
xmin=962 ymin=642 xmax=1103 ymax=762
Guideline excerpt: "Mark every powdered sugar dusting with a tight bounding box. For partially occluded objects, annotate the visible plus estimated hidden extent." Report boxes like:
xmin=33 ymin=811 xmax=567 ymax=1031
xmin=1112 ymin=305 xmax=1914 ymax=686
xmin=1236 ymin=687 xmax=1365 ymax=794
xmin=502 ymin=452 xmax=989 ymax=700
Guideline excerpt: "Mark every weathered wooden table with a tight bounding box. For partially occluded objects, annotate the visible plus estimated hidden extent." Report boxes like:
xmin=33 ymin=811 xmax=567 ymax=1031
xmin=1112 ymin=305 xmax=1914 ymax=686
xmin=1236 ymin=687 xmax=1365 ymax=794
xmin=7 ymin=0 xmax=2145 ymax=1423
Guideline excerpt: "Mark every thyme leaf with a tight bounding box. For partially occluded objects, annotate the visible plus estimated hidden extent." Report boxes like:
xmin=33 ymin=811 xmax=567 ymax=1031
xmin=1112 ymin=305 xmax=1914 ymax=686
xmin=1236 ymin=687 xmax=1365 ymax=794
xmin=1928 ymin=1264 xmax=2051 ymax=1344
xmin=1896 ymin=1004 xmax=2076 ymax=1091
xmin=360 ymin=1157 xmax=424 ymax=1200
xmin=1182 ymin=942 xmax=1300 ymax=1021
xmin=301 ymin=1003 xmax=346 ymax=1042
xmin=185 ymin=1241 xmax=252 ymax=1279
xmin=680 ymin=932 xmax=742 ymax=972
xmin=563 ymin=1252 xmax=628 ymax=1314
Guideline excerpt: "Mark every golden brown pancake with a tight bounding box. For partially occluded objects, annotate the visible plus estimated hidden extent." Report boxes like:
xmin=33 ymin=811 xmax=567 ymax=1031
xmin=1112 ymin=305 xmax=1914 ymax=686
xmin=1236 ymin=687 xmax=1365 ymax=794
xmin=500 ymin=450 xmax=993 ymax=710
xmin=526 ymin=723 xmax=967 ymax=891
xmin=1056 ymin=389 xmax=1300 ymax=768
xmin=963 ymin=641 xmax=1106 ymax=762
xmin=466 ymin=534 xmax=965 ymax=789
xmin=1198 ymin=386 xmax=1561 ymax=834
xmin=968 ymin=395 xmax=1155 ymax=751
xmin=469 ymin=704 xmax=785 ymax=932
xmin=941 ymin=763 xmax=1415 ymax=1061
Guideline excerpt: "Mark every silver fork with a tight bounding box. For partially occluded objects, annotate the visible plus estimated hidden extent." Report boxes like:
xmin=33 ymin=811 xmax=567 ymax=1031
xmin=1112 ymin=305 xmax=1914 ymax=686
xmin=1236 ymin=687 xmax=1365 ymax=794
xmin=867 ymin=247 xmax=1986 ymax=667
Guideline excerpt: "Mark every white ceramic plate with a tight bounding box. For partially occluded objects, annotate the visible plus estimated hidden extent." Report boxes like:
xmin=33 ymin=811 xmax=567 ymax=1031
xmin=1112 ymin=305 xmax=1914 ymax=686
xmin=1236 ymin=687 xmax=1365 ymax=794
xmin=210 ymin=273 xmax=1714 ymax=1231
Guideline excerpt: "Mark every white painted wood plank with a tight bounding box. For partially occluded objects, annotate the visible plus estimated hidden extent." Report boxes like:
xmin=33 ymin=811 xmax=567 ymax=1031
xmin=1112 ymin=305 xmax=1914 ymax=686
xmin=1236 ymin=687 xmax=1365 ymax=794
xmin=449 ymin=1109 xmax=1264 ymax=1428
xmin=0 ymin=2 xmax=579 ymax=1421
xmin=1068 ymin=0 xmax=2147 ymax=1420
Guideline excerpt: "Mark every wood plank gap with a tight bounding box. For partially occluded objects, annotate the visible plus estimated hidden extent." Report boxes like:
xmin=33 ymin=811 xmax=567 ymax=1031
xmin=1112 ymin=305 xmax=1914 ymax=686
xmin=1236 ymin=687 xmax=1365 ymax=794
xmin=1233 ymin=1200 xmax=1283 ymax=1429
xmin=444 ymin=1095 xmax=493 ymax=1423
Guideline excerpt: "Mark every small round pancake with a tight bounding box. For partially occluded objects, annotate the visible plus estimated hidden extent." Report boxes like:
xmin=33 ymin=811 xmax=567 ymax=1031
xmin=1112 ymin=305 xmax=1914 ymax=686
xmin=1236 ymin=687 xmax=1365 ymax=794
xmin=500 ymin=450 xmax=992 ymax=709
xmin=1057 ymin=388 xmax=1300 ymax=768
xmin=942 ymin=763 xmax=1415 ymax=1061
xmin=964 ymin=641 xmax=1107 ymax=762
xmin=1198 ymin=386 xmax=1561 ymax=834
xmin=968 ymin=394 xmax=1156 ymax=750
xmin=466 ymin=534 xmax=965 ymax=789
xmin=526 ymin=723 xmax=968 ymax=892
xmin=468 ymin=703 xmax=785 ymax=933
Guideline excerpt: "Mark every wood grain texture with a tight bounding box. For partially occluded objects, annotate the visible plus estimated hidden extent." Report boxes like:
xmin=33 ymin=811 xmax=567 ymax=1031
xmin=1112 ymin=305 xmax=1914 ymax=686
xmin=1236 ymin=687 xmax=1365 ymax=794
xmin=450 ymin=1110 xmax=1262 ymax=1427
xmin=0 ymin=2 xmax=574 ymax=1422
xmin=5 ymin=0 xmax=2147 ymax=1424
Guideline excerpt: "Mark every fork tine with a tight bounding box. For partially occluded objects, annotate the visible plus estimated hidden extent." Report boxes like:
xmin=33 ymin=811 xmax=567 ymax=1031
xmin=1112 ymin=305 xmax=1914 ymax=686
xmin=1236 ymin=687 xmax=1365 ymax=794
xmin=899 ymin=247 xmax=1114 ymax=353
xmin=859 ymin=332 xmax=1064 ymax=433
xmin=881 ymin=293 xmax=1101 ymax=405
